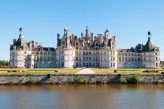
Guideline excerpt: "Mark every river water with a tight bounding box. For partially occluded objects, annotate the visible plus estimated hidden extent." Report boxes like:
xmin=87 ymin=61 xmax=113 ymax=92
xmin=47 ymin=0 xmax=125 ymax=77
xmin=0 ymin=85 xmax=164 ymax=109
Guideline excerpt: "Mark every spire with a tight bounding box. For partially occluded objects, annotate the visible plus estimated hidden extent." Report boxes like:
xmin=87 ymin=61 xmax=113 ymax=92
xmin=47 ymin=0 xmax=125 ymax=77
xmin=19 ymin=27 xmax=24 ymax=38
xmin=148 ymin=31 xmax=152 ymax=41
xmin=85 ymin=26 xmax=89 ymax=37
xmin=64 ymin=28 xmax=67 ymax=37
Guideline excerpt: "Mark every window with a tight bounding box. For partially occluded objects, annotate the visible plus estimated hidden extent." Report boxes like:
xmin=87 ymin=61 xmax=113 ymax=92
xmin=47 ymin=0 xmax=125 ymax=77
xmin=125 ymin=58 xmax=127 ymax=61
xmin=132 ymin=58 xmax=134 ymax=61
xmin=156 ymin=63 xmax=158 ymax=67
xmin=113 ymin=57 xmax=115 ymax=61
xmin=76 ymin=57 xmax=78 ymax=61
xmin=112 ymin=42 xmax=114 ymax=45
xmin=119 ymin=57 xmax=121 ymax=61
xmin=113 ymin=63 xmax=115 ymax=67
xmin=122 ymin=58 xmax=124 ymax=61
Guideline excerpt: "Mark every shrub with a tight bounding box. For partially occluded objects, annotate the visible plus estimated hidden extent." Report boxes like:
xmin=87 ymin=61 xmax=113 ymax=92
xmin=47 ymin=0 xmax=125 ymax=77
xmin=120 ymin=77 xmax=127 ymax=84
xmin=25 ymin=78 xmax=35 ymax=85
xmin=74 ymin=77 xmax=86 ymax=84
xmin=154 ymin=80 xmax=161 ymax=84
xmin=127 ymin=75 xmax=141 ymax=84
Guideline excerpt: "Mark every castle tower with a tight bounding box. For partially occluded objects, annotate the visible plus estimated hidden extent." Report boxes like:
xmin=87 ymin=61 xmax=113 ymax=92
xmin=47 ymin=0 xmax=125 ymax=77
xmin=145 ymin=31 xmax=154 ymax=51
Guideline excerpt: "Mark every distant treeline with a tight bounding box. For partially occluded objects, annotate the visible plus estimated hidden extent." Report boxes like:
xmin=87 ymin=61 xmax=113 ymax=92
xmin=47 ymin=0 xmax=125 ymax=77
xmin=0 ymin=60 xmax=9 ymax=68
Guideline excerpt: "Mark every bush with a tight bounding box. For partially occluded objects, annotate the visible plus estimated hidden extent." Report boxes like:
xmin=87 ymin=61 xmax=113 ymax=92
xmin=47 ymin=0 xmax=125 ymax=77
xmin=25 ymin=78 xmax=35 ymax=85
xmin=127 ymin=75 xmax=141 ymax=84
xmin=74 ymin=77 xmax=86 ymax=84
xmin=120 ymin=77 xmax=127 ymax=84
xmin=154 ymin=80 xmax=161 ymax=84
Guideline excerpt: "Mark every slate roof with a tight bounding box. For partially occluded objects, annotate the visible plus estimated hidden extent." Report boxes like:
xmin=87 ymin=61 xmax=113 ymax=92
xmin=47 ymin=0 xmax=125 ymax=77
xmin=34 ymin=47 xmax=55 ymax=51
xmin=118 ymin=36 xmax=156 ymax=53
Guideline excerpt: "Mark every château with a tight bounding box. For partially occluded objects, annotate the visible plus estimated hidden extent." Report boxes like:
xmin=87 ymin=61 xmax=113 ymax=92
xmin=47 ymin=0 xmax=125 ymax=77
xmin=10 ymin=27 xmax=160 ymax=68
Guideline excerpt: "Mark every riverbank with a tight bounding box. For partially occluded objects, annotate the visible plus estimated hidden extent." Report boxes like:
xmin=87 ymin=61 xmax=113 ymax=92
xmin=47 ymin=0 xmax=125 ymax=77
xmin=0 ymin=74 xmax=164 ymax=85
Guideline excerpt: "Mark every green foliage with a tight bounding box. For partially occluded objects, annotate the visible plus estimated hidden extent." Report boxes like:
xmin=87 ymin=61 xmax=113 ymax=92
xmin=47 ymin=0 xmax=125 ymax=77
xmin=0 ymin=60 xmax=9 ymax=68
xmin=154 ymin=80 xmax=161 ymax=84
xmin=120 ymin=77 xmax=127 ymax=84
xmin=74 ymin=77 xmax=86 ymax=84
xmin=127 ymin=75 xmax=141 ymax=84
xmin=25 ymin=78 xmax=35 ymax=85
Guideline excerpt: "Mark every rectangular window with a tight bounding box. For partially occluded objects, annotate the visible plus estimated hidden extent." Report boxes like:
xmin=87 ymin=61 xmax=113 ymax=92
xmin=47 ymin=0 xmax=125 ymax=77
xmin=119 ymin=57 xmax=121 ymax=61
xmin=76 ymin=57 xmax=78 ymax=61
xmin=156 ymin=63 xmax=158 ymax=67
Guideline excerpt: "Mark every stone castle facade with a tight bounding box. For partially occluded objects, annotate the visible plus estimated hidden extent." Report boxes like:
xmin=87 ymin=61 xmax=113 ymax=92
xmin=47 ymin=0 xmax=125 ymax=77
xmin=10 ymin=27 xmax=160 ymax=68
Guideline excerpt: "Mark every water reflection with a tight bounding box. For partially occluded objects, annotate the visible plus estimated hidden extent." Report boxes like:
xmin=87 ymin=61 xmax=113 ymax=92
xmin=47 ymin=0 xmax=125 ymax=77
xmin=0 ymin=85 xmax=163 ymax=109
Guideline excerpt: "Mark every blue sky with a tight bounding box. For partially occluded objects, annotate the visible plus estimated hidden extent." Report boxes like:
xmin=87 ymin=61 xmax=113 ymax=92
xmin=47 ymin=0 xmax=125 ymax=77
xmin=0 ymin=0 xmax=164 ymax=60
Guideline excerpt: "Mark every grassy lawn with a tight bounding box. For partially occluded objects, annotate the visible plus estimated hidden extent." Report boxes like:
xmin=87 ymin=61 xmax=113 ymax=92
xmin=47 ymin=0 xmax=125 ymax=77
xmin=92 ymin=68 xmax=164 ymax=74
xmin=0 ymin=68 xmax=164 ymax=75
xmin=0 ymin=68 xmax=82 ymax=75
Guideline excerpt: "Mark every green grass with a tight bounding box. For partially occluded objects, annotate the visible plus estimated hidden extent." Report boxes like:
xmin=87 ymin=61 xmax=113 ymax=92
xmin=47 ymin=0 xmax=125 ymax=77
xmin=0 ymin=68 xmax=163 ymax=75
xmin=0 ymin=68 xmax=82 ymax=75
xmin=92 ymin=68 xmax=163 ymax=74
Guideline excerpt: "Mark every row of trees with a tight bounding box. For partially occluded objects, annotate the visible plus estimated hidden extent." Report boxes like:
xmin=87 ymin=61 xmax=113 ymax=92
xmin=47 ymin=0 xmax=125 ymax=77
xmin=0 ymin=60 xmax=9 ymax=68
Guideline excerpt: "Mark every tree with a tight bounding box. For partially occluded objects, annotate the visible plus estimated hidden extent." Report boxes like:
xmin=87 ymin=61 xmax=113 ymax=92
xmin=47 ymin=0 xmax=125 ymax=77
xmin=0 ymin=60 xmax=9 ymax=68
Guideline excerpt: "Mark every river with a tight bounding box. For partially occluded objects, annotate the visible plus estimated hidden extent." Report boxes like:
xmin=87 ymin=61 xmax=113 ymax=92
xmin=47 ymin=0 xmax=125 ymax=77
xmin=0 ymin=85 xmax=164 ymax=109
